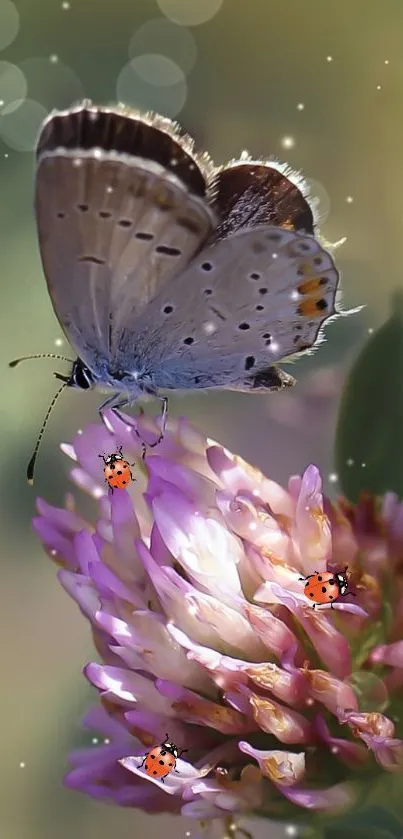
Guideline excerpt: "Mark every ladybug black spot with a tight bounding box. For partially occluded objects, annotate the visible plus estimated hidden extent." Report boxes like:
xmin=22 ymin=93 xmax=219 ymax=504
xmin=150 ymin=754 xmax=155 ymax=760
xmin=329 ymin=594 xmax=334 ymax=599
xmin=159 ymin=760 xmax=164 ymax=765
xmin=117 ymin=470 xmax=122 ymax=475
xmin=168 ymin=762 xmax=173 ymax=766
xmin=153 ymin=770 xmax=157 ymax=775
xmin=321 ymin=586 xmax=327 ymax=593
xmin=160 ymin=750 xmax=166 ymax=756
xmin=122 ymin=480 xmax=127 ymax=485
xmin=110 ymin=464 xmax=115 ymax=470
xmin=317 ymin=576 xmax=322 ymax=581
xmin=309 ymin=592 xmax=314 ymax=597
xmin=329 ymin=579 xmax=335 ymax=585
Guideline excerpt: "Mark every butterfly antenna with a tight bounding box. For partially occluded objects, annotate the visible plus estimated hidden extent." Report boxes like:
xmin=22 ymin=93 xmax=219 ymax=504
xmin=9 ymin=353 xmax=74 ymax=368
xmin=27 ymin=382 xmax=68 ymax=485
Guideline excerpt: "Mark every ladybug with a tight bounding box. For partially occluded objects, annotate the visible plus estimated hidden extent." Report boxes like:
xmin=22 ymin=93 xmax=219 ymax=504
xmin=300 ymin=566 xmax=356 ymax=608
xmin=140 ymin=734 xmax=188 ymax=782
xmin=99 ymin=445 xmax=135 ymax=491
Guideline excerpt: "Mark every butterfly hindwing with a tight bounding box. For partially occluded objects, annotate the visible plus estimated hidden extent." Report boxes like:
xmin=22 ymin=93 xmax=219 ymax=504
xmin=127 ymin=224 xmax=339 ymax=392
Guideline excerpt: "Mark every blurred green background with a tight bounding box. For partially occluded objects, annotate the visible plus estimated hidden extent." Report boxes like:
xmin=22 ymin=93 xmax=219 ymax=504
xmin=0 ymin=0 xmax=401 ymax=837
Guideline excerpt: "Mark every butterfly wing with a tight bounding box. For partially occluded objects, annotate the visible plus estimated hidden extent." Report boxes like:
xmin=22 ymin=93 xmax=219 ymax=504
xmin=128 ymin=224 xmax=340 ymax=392
xmin=209 ymin=157 xmax=315 ymax=243
xmin=34 ymin=104 xmax=215 ymax=371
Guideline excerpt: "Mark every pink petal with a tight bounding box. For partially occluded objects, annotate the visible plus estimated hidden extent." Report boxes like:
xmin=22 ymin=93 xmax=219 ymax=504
xmin=371 ymin=641 xmax=403 ymax=667
xmin=240 ymin=686 xmax=312 ymax=744
xmin=156 ymin=679 xmax=252 ymax=734
xmin=58 ymin=570 xmax=100 ymax=620
xmin=293 ymin=465 xmax=331 ymax=573
xmin=84 ymin=663 xmax=173 ymax=714
xmin=206 ymin=446 xmax=294 ymax=516
xmin=238 ymin=741 xmax=305 ymax=785
xmin=256 ymin=581 xmax=352 ymax=680
xmin=314 ymin=715 xmax=368 ymax=767
xmin=281 ymin=782 xmax=355 ymax=812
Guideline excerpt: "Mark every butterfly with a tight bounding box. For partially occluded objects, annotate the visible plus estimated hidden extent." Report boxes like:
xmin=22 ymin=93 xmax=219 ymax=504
xmin=10 ymin=102 xmax=341 ymax=482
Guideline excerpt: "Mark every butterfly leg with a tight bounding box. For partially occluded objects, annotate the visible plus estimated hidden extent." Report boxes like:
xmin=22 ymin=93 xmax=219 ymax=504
xmin=134 ymin=395 xmax=168 ymax=450
xmin=98 ymin=395 xmax=147 ymax=458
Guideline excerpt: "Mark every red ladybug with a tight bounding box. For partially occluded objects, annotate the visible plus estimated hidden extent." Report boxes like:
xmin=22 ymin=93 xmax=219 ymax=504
xmin=140 ymin=734 xmax=187 ymax=782
xmin=99 ymin=445 xmax=135 ymax=491
xmin=300 ymin=566 xmax=355 ymax=608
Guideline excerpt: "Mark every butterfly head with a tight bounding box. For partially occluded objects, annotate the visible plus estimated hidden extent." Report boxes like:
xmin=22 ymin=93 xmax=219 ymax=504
xmin=54 ymin=358 xmax=96 ymax=390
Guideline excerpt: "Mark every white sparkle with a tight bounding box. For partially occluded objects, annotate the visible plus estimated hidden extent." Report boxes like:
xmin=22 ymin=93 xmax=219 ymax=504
xmin=186 ymin=832 xmax=191 ymax=836
xmin=77 ymin=429 xmax=83 ymax=435
xmin=346 ymin=195 xmax=354 ymax=204
xmin=50 ymin=549 xmax=57 ymax=556
xmin=326 ymin=55 xmax=333 ymax=62
xmin=270 ymin=340 xmax=280 ymax=353
xmin=0 ymin=99 xmax=4 ymax=106
xmin=384 ymin=60 xmax=389 ymax=65
xmin=249 ymin=522 xmax=257 ymax=531
xmin=203 ymin=321 xmax=217 ymax=335
xmin=285 ymin=827 xmax=298 ymax=838
xmin=19 ymin=762 xmax=25 ymax=768
xmin=92 ymin=737 xmax=99 ymax=744
xmin=328 ymin=472 xmax=338 ymax=483
xmin=4 ymin=153 xmax=8 ymax=158
xmin=280 ymin=135 xmax=295 ymax=149
xmin=49 ymin=54 xmax=59 ymax=63
xmin=331 ymin=746 xmax=339 ymax=754
xmin=368 ymin=327 xmax=374 ymax=334
xmin=347 ymin=458 xmax=354 ymax=466
xmin=54 ymin=338 xmax=63 ymax=347
xmin=72 ymin=158 xmax=82 ymax=167
xmin=361 ymin=462 xmax=366 ymax=468
xmin=104 ymin=737 xmax=110 ymax=744
xmin=93 ymin=487 xmax=104 ymax=499
xmin=106 ymin=186 xmax=114 ymax=193
xmin=252 ymin=488 xmax=260 ymax=496
xmin=61 ymin=1 xmax=70 ymax=8
xmin=93 ymin=149 xmax=102 ymax=159
xmin=290 ymin=290 xmax=300 ymax=301
xmin=296 ymin=102 xmax=305 ymax=111
xmin=272 ymin=252 xmax=278 ymax=259
xmin=377 ymin=85 xmax=382 ymax=90
xmin=305 ymin=697 xmax=314 ymax=706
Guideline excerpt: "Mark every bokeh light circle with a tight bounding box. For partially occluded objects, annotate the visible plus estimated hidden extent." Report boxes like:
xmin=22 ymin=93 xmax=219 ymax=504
xmin=129 ymin=18 xmax=197 ymax=75
xmin=0 ymin=0 xmax=19 ymax=50
xmin=345 ymin=671 xmax=389 ymax=713
xmin=18 ymin=57 xmax=85 ymax=110
xmin=117 ymin=55 xmax=187 ymax=117
xmin=0 ymin=98 xmax=48 ymax=151
xmin=156 ymin=0 xmax=223 ymax=26
xmin=0 ymin=62 xmax=27 ymax=113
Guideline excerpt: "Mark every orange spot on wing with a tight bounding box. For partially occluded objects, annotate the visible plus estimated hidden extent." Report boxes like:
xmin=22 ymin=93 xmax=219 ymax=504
xmin=297 ymin=298 xmax=324 ymax=316
xmin=298 ymin=278 xmax=324 ymax=294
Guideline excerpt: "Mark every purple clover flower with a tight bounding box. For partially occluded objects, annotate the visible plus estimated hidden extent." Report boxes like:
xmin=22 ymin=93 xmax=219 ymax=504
xmin=33 ymin=411 xmax=403 ymax=832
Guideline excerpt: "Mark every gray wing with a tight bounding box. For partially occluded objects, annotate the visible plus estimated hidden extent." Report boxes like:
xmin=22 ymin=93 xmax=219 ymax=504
xmin=123 ymin=224 xmax=340 ymax=392
xmin=35 ymin=104 xmax=215 ymax=371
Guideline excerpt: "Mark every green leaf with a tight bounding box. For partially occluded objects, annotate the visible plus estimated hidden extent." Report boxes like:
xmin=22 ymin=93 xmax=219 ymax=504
xmin=335 ymin=291 xmax=403 ymax=501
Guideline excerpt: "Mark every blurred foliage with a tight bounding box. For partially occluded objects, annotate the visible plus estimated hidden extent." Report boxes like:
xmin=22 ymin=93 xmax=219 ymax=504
xmin=335 ymin=291 xmax=403 ymax=501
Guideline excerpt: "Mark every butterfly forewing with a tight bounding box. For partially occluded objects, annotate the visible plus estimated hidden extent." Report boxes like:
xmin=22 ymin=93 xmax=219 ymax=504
xmin=34 ymin=105 xmax=216 ymax=370
xmin=128 ymin=225 xmax=340 ymax=392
